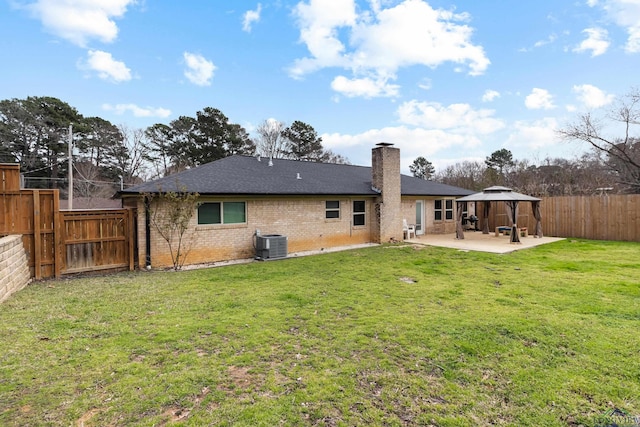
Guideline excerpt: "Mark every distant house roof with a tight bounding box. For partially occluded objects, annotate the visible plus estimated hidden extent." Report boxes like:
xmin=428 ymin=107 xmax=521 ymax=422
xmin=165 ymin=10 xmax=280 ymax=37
xmin=120 ymin=155 xmax=473 ymax=197
xmin=60 ymin=197 xmax=123 ymax=210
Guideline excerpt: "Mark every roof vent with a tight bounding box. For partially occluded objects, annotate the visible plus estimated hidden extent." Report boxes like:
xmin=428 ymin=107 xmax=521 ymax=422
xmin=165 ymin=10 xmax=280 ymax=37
xmin=268 ymin=156 xmax=273 ymax=167
xmin=296 ymin=173 xmax=301 ymax=180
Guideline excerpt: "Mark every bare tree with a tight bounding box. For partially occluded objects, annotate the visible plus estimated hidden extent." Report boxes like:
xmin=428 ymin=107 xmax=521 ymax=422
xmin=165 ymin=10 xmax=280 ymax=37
xmin=506 ymin=159 xmax=539 ymax=195
xmin=318 ymin=149 xmax=350 ymax=164
xmin=145 ymin=187 xmax=200 ymax=270
xmin=558 ymin=88 xmax=640 ymax=193
xmin=435 ymin=160 xmax=488 ymax=191
xmin=116 ymin=125 xmax=149 ymax=185
xmin=73 ymin=160 xmax=118 ymax=199
xmin=255 ymin=119 xmax=286 ymax=158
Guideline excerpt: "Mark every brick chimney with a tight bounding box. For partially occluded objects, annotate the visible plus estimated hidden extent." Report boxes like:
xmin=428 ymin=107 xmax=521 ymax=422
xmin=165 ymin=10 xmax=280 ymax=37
xmin=371 ymin=143 xmax=402 ymax=243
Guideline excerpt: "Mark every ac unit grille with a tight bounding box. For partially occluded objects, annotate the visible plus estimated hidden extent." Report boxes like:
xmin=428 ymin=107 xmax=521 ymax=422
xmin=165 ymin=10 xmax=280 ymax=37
xmin=255 ymin=234 xmax=287 ymax=260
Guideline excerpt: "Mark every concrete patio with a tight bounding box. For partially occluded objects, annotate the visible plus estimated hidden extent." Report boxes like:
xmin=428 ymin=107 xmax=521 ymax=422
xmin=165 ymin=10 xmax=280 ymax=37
xmin=180 ymin=233 xmax=563 ymax=272
xmin=407 ymin=231 xmax=564 ymax=254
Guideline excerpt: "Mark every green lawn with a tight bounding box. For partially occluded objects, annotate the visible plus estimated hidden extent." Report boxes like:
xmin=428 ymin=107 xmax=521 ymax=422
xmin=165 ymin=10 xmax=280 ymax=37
xmin=1 ymin=239 xmax=639 ymax=426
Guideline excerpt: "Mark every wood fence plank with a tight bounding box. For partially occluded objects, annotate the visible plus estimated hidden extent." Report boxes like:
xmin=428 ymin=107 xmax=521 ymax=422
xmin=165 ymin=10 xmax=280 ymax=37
xmin=58 ymin=209 xmax=135 ymax=275
xmin=32 ymin=190 xmax=41 ymax=280
xmin=489 ymin=195 xmax=640 ymax=241
xmin=128 ymin=208 xmax=135 ymax=271
xmin=54 ymin=192 xmax=61 ymax=278
xmin=2 ymin=176 xmax=137 ymax=278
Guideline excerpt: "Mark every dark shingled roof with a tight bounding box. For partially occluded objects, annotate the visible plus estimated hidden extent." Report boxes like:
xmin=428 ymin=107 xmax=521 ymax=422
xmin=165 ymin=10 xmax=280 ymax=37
xmin=120 ymin=155 xmax=473 ymax=197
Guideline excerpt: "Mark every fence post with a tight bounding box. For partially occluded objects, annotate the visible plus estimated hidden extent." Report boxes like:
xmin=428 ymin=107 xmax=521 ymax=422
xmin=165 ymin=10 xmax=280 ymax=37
xmin=128 ymin=208 xmax=135 ymax=271
xmin=32 ymin=190 xmax=41 ymax=280
xmin=54 ymin=196 xmax=62 ymax=279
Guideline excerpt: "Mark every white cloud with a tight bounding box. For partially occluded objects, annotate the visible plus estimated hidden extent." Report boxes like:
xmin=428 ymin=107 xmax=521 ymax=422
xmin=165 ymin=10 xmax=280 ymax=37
xmin=322 ymin=126 xmax=476 ymax=167
xmin=534 ymin=33 xmax=558 ymax=48
xmin=242 ymin=3 xmax=262 ymax=32
xmin=183 ymin=52 xmax=216 ymax=86
xmin=573 ymin=27 xmax=610 ymax=56
xmin=349 ymin=1 xmax=489 ymax=75
xmin=82 ymin=50 xmax=131 ymax=82
xmin=290 ymin=0 xmax=489 ymax=97
xmin=397 ymin=100 xmax=505 ymax=134
xmin=331 ymin=75 xmax=400 ymax=98
xmin=572 ymin=84 xmax=615 ymax=108
xmin=418 ymin=78 xmax=432 ymax=90
xmin=482 ymin=90 xmax=500 ymax=102
xmin=102 ymin=103 xmax=172 ymax=118
xmin=628 ymin=30 xmax=640 ymax=52
xmin=525 ymin=88 xmax=556 ymax=110
xmin=289 ymin=0 xmax=357 ymax=77
xmin=319 ymin=99 xmax=505 ymax=167
xmin=22 ymin=0 xmax=135 ymax=47
xmin=505 ymin=118 xmax=559 ymax=150
xmin=588 ymin=0 xmax=640 ymax=52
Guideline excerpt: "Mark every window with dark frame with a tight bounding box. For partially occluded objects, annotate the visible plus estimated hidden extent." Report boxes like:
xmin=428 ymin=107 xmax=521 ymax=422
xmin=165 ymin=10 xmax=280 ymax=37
xmin=198 ymin=202 xmax=246 ymax=225
xmin=434 ymin=199 xmax=454 ymax=221
xmin=434 ymin=199 xmax=443 ymax=221
xmin=325 ymin=200 xmax=340 ymax=219
xmin=353 ymin=200 xmax=365 ymax=226
xmin=445 ymin=199 xmax=454 ymax=220
xmin=198 ymin=202 xmax=221 ymax=224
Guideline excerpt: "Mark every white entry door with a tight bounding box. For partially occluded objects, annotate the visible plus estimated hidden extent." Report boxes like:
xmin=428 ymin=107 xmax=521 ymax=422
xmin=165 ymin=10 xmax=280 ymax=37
xmin=415 ymin=200 xmax=424 ymax=235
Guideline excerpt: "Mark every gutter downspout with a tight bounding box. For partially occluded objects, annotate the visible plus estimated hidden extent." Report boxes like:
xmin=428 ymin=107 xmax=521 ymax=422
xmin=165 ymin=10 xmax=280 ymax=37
xmin=144 ymin=196 xmax=151 ymax=268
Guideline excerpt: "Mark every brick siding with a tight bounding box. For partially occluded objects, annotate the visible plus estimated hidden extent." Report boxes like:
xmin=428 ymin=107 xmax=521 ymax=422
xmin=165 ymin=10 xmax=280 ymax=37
xmin=137 ymin=196 xmax=375 ymax=269
xmin=372 ymin=144 xmax=403 ymax=242
xmin=128 ymin=144 xmax=464 ymax=269
xmin=401 ymin=197 xmax=460 ymax=235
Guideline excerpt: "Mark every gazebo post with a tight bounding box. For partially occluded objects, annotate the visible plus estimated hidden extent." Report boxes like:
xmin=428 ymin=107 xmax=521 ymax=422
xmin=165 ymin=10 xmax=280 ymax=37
xmin=455 ymin=201 xmax=465 ymax=239
xmin=482 ymin=201 xmax=491 ymax=234
xmin=507 ymin=201 xmax=520 ymax=243
xmin=532 ymin=201 xmax=543 ymax=238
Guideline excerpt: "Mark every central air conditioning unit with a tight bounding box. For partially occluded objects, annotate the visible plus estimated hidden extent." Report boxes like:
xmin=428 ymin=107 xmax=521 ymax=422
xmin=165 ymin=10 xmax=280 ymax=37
xmin=255 ymin=234 xmax=288 ymax=260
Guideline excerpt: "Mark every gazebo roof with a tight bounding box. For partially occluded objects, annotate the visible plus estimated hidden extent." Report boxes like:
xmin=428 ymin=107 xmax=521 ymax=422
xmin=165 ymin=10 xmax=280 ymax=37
xmin=456 ymin=186 xmax=541 ymax=202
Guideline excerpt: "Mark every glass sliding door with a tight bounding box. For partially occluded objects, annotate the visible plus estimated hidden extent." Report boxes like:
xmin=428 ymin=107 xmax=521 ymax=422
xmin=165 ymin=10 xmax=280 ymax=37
xmin=415 ymin=200 xmax=424 ymax=235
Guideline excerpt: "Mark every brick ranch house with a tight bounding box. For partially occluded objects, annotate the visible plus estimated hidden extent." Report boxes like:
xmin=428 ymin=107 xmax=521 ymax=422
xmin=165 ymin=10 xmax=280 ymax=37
xmin=119 ymin=143 xmax=473 ymax=269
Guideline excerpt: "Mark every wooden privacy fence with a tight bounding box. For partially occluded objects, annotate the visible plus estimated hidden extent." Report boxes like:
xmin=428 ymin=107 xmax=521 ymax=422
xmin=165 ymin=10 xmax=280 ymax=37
xmin=487 ymin=195 xmax=640 ymax=242
xmin=0 ymin=163 xmax=136 ymax=279
xmin=0 ymin=187 xmax=59 ymax=279
xmin=60 ymin=209 xmax=136 ymax=275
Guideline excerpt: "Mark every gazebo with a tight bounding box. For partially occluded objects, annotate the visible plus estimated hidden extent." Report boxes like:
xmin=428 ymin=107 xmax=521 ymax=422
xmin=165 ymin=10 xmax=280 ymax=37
xmin=455 ymin=186 xmax=543 ymax=243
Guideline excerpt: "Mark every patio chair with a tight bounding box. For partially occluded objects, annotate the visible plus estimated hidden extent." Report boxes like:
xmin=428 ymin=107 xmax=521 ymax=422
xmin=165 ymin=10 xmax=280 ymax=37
xmin=403 ymin=219 xmax=416 ymax=239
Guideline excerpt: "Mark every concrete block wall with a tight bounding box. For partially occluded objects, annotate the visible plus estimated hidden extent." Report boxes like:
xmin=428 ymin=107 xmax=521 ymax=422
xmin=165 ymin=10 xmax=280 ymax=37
xmin=0 ymin=235 xmax=31 ymax=303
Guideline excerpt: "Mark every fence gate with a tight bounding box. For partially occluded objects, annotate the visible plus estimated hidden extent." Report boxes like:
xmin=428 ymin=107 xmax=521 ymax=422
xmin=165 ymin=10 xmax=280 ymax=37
xmin=59 ymin=209 xmax=136 ymax=275
xmin=1 ymin=162 xmax=137 ymax=279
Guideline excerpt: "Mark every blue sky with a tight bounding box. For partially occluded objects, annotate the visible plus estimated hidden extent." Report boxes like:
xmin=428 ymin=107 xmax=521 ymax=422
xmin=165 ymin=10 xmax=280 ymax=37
xmin=2 ymin=0 xmax=639 ymax=173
